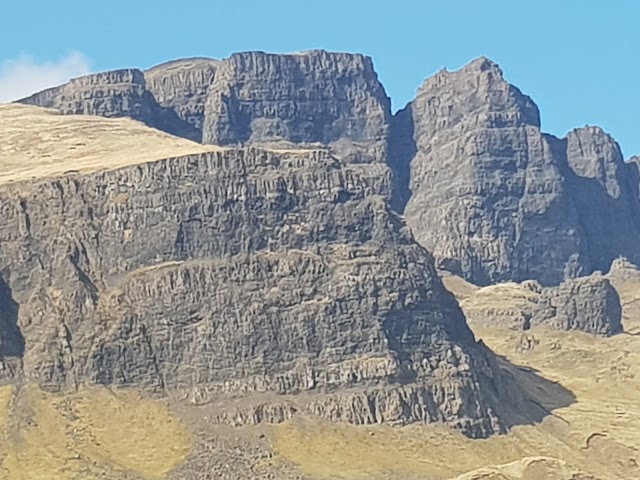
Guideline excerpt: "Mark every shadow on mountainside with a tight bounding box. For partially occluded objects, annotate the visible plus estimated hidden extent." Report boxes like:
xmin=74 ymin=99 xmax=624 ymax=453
xmin=0 ymin=275 xmax=24 ymax=360
xmin=489 ymin=352 xmax=577 ymax=430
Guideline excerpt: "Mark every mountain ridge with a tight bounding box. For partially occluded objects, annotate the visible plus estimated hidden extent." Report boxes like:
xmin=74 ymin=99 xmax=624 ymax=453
xmin=2 ymin=49 xmax=639 ymax=479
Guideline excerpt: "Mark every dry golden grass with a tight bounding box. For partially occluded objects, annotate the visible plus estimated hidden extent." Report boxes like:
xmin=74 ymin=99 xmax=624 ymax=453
xmin=450 ymin=456 xmax=597 ymax=480
xmin=0 ymin=385 xmax=191 ymax=480
xmin=461 ymin=282 xmax=539 ymax=309
xmin=0 ymin=104 xmax=219 ymax=185
xmin=271 ymin=324 xmax=640 ymax=479
xmin=439 ymin=271 xmax=480 ymax=301
xmin=271 ymin=273 xmax=640 ymax=480
xmin=0 ymin=386 xmax=13 ymax=434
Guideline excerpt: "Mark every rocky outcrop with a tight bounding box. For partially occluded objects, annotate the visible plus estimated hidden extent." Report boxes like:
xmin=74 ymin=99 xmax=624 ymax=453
xmin=17 ymin=53 xmax=640 ymax=288
xmin=18 ymin=69 xmax=200 ymax=141
xmin=459 ymin=272 xmax=622 ymax=336
xmin=606 ymin=257 xmax=640 ymax=332
xmin=145 ymin=58 xmax=220 ymax=141
xmin=202 ymin=50 xmax=391 ymax=165
xmin=532 ymin=274 xmax=622 ymax=335
xmin=564 ymin=127 xmax=640 ymax=274
xmin=397 ymin=58 xmax=588 ymax=286
xmin=396 ymin=58 xmax=640 ymax=286
xmin=18 ymin=50 xmax=391 ymax=165
xmin=0 ymin=104 xmax=526 ymax=437
xmin=607 ymin=257 xmax=640 ymax=283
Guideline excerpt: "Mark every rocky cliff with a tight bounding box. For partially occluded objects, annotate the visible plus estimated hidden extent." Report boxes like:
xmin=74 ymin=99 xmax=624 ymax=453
xmin=19 ymin=51 xmax=390 ymax=164
xmin=455 ymin=272 xmax=622 ymax=336
xmin=202 ymin=50 xmax=391 ymax=165
xmin=628 ymin=155 xmax=640 ymax=201
xmin=144 ymin=58 xmax=220 ymax=141
xmin=18 ymin=68 xmax=201 ymax=141
xmin=532 ymin=274 xmax=622 ymax=335
xmin=20 ymin=51 xmax=639 ymax=287
xmin=0 ymin=104 xmax=525 ymax=438
xmin=397 ymin=58 xmax=640 ymax=286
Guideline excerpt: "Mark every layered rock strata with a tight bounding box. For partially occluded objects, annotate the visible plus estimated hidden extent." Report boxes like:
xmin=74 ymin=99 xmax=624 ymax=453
xmin=144 ymin=58 xmax=220 ymax=140
xmin=18 ymin=68 xmax=201 ymax=141
xmin=18 ymin=52 xmax=640 ymax=288
xmin=202 ymin=51 xmax=391 ymax=165
xmin=398 ymin=58 xmax=640 ymax=285
xmin=458 ymin=273 xmax=622 ymax=336
xmin=0 ymin=106 xmax=522 ymax=437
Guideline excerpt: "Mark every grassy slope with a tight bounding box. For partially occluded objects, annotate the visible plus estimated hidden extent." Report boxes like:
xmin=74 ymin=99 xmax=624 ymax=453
xmin=0 ymin=385 xmax=191 ymax=479
xmin=271 ymin=274 xmax=640 ymax=480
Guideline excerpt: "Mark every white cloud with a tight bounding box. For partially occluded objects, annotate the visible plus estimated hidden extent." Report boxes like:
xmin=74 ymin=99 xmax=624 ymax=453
xmin=0 ymin=52 xmax=91 ymax=103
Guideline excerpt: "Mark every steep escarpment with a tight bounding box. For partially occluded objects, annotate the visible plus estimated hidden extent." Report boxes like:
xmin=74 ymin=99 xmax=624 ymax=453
xmin=202 ymin=50 xmax=391 ymax=164
xmin=18 ymin=52 xmax=640 ymax=288
xmin=397 ymin=58 xmax=586 ymax=285
xmin=626 ymin=155 xmax=640 ymax=201
xmin=0 ymin=104 xmax=522 ymax=438
xmin=563 ymin=127 xmax=640 ymax=272
xmin=397 ymin=58 xmax=640 ymax=285
xmin=18 ymin=50 xmax=391 ymax=165
xmin=145 ymin=57 xmax=220 ymax=140
xmin=18 ymin=68 xmax=201 ymax=141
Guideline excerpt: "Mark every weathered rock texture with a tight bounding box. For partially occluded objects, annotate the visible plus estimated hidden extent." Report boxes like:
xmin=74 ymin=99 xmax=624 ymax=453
xmin=19 ymin=50 xmax=390 ymax=164
xmin=145 ymin=58 xmax=220 ymax=141
xmin=202 ymin=51 xmax=391 ymax=164
xmin=18 ymin=52 xmax=640 ymax=288
xmin=396 ymin=58 xmax=640 ymax=286
xmin=564 ymin=127 xmax=640 ymax=275
xmin=606 ymin=257 xmax=640 ymax=332
xmin=627 ymin=156 xmax=640 ymax=201
xmin=459 ymin=272 xmax=622 ymax=336
xmin=18 ymin=69 xmax=201 ymax=141
xmin=0 ymin=104 xmax=526 ymax=437
xmin=532 ymin=274 xmax=622 ymax=335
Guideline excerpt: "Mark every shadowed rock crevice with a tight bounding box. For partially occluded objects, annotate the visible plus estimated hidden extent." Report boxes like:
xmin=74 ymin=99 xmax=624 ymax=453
xmin=387 ymin=105 xmax=416 ymax=213
xmin=0 ymin=275 xmax=24 ymax=367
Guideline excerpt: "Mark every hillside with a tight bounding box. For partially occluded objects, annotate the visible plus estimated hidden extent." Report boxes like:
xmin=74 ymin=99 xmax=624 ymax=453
xmin=1 ymin=50 xmax=639 ymax=479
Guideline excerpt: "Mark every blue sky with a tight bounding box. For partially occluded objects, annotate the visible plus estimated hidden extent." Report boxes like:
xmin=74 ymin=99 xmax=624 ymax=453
xmin=1 ymin=0 xmax=638 ymax=157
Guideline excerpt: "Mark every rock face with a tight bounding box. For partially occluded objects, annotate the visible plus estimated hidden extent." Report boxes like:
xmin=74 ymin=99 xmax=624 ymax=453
xmin=564 ymin=127 xmax=640 ymax=275
xmin=145 ymin=58 xmax=220 ymax=141
xmin=606 ymin=257 xmax=640 ymax=332
xmin=18 ymin=69 xmax=201 ymax=141
xmin=19 ymin=50 xmax=390 ymax=164
xmin=0 ymin=105 xmax=523 ymax=437
xmin=202 ymin=51 xmax=391 ymax=164
xmin=532 ymin=274 xmax=622 ymax=335
xmin=397 ymin=58 xmax=587 ymax=285
xmin=459 ymin=273 xmax=622 ymax=336
xmin=396 ymin=58 xmax=640 ymax=286
xmin=18 ymin=52 xmax=640 ymax=288
xmin=628 ymin=156 xmax=640 ymax=200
